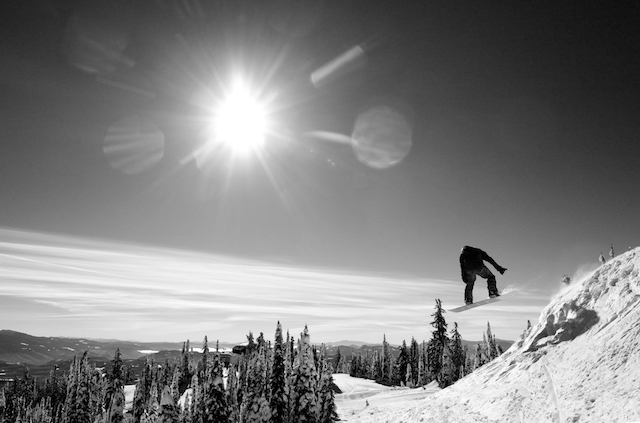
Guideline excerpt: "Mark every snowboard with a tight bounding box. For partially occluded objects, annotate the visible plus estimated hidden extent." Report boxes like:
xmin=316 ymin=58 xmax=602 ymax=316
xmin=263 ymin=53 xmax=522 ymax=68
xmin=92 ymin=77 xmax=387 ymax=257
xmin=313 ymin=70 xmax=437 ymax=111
xmin=449 ymin=292 xmax=513 ymax=313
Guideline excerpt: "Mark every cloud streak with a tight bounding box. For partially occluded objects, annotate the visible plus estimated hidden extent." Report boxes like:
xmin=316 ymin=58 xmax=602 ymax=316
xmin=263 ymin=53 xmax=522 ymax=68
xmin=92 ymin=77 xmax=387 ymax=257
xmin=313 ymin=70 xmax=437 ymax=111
xmin=0 ymin=228 xmax=549 ymax=344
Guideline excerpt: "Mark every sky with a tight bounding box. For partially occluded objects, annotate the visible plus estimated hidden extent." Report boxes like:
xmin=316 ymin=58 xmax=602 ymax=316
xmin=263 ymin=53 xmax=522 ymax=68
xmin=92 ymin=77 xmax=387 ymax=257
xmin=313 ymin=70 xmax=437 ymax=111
xmin=0 ymin=1 xmax=638 ymax=344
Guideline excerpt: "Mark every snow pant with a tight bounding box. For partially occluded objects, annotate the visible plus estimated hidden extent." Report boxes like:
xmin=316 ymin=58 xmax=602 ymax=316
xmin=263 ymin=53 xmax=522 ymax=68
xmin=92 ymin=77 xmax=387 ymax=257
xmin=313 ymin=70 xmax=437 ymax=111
xmin=464 ymin=266 xmax=498 ymax=303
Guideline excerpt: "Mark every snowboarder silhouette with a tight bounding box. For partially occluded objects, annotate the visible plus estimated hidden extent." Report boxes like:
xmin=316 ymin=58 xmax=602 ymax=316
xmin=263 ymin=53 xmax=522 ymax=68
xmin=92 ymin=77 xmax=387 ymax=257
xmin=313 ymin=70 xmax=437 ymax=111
xmin=609 ymin=244 xmax=615 ymax=260
xmin=459 ymin=246 xmax=506 ymax=305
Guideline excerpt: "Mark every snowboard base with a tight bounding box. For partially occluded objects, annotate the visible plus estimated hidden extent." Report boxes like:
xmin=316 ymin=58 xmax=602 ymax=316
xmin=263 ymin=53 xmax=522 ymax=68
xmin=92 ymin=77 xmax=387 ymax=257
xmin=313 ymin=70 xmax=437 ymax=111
xmin=449 ymin=292 xmax=513 ymax=313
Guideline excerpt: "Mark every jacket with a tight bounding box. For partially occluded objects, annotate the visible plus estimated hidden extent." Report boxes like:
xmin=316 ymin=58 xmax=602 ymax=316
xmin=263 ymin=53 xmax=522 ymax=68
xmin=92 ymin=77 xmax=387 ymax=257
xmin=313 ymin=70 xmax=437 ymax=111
xmin=459 ymin=245 xmax=501 ymax=272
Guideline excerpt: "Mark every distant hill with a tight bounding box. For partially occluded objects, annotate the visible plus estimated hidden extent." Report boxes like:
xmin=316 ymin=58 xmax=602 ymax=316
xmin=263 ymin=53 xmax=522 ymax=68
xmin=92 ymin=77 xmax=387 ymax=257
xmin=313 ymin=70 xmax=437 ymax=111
xmin=0 ymin=330 xmax=188 ymax=366
xmin=0 ymin=330 xmax=242 ymax=382
xmin=324 ymin=340 xmax=373 ymax=347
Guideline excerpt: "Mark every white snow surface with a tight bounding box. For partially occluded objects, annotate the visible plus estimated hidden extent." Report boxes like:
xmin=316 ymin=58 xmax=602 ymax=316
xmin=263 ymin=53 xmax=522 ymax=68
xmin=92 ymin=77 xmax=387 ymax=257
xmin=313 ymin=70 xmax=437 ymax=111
xmin=334 ymin=375 xmax=439 ymax=421
xmin=124 ymin=385 xmax=136 ymax=411
xmin=334 ymin=247 xmax=640 ymax=423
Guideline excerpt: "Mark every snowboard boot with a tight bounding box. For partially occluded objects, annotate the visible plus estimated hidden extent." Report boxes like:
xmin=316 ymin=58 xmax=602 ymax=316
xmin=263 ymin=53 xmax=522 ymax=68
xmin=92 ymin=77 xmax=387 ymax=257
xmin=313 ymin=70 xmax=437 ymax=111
xmin=464 ymin=281 xmax=474 ymax=305
xmin=488 ymin=277 xmax=499 ymax=298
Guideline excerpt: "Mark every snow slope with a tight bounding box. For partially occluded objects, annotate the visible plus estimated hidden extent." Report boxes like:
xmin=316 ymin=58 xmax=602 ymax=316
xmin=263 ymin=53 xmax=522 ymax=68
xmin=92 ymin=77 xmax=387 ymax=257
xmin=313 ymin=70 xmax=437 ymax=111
xmin=335 ymin=247 xmax=640 ymax=423
xmin=334 ymin=374 xmax=440 ymax=421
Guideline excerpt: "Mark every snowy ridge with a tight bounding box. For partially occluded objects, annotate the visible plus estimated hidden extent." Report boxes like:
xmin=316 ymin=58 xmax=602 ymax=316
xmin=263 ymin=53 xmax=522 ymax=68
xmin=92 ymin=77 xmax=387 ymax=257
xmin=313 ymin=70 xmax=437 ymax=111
xmin=337 ymin=247 xmax=640 ymax=422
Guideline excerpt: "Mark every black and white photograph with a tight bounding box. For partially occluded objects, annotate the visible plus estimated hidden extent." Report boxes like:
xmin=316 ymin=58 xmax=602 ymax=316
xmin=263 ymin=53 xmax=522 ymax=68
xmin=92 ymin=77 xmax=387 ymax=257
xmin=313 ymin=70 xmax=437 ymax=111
xmin=1 ymin=1 xmax=639 ymax=421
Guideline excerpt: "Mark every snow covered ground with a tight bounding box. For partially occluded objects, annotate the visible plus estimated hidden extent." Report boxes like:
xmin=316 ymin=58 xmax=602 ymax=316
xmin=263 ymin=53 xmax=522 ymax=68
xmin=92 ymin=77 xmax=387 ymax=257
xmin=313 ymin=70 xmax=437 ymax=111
xmin=334 ymin=247 xmax=640 ymax=423
xmin=333 ymin=374 xmax=439 ymax=422
xmin=124 ymin=385 xmax=136 ymax=411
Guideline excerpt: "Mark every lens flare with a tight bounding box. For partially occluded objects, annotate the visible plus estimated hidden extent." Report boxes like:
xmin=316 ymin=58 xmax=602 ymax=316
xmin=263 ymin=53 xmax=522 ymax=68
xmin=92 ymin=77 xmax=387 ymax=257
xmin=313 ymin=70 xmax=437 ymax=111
xmin=62 ymin=3 xmax=134 ymax=76
xmin=311 ymin=45 xmax=366 ymax=88
xmin=351 ymin=106 xmax=412 ymax=169
xmin=103 ymin=116 xmax=164 ymax=174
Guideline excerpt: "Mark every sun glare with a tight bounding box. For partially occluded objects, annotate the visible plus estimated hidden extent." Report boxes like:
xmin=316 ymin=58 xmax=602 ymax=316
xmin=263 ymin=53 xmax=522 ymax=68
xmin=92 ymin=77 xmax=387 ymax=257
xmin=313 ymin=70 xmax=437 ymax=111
xmin=214 ymin=80 xmax=266 ymax=155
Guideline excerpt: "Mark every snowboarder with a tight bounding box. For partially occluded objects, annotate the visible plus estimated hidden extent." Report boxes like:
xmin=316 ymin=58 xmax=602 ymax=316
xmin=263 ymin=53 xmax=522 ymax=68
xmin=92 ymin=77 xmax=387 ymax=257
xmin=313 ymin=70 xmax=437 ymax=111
xmin=459 ymin=245 xmax=506 ymax=305
xmin=599 ymin=252 xmax=605 ymax=265
xmin=609 ymin=243 xmax=615 ymax=260
xmin=561 ymin=275 xmax=571 ymax=286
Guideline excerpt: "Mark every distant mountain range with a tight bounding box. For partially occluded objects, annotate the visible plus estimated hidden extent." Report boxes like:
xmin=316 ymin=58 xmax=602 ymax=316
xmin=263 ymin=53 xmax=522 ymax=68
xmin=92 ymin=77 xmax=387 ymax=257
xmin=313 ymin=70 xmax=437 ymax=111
xmin=0 ymin=329 xmax=192 ymax=365
xmin=0 ymin=330 xmax=236 ymax=382
xmin=0 ymin=330 xmax=512 ymax=381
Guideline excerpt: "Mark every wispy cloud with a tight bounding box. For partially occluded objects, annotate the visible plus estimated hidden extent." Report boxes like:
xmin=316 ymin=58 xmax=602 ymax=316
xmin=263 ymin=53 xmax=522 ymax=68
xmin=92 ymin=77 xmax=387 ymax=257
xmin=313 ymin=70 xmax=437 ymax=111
xmin=0 ymin=228 xmax=549 ymax=344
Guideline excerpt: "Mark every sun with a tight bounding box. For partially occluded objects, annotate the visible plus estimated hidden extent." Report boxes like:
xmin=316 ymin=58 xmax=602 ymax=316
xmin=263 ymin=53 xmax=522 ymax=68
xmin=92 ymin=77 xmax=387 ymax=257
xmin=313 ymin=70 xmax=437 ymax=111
xmin=213 ymin=79 xmax=267 ymax=155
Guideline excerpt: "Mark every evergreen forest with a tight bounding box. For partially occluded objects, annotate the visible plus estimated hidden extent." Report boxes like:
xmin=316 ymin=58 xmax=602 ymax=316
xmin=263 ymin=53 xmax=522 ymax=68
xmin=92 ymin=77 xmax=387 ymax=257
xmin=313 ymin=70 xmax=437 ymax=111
xmin=0 ymin=300 xmax=509 ymax=423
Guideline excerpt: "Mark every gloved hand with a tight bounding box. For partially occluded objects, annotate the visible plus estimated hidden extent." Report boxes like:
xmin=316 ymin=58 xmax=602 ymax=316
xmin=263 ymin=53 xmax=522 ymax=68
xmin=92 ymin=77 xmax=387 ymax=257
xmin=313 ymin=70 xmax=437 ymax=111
xmin=498 ymin=266 xmax=507 ymax=275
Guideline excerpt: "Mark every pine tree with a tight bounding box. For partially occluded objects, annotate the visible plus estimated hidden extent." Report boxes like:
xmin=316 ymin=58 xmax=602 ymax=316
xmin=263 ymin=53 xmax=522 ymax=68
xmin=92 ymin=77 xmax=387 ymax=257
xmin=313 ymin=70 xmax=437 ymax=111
xmin=464 ymin=345 xmax=474 ymax=376
xmin=240 ymin=338 xmax=272 ymax=422
xmin=246 ymin=332 xmax=256 ymax=355
xmin=62 ymin=352 xmax=93 ymax=423
xmin=381 ymin=335 xmax=392 ymax=384
xmin=486 ymin=322 xmax=499 ymax=360
xmin=180 ymin=390 xmax=192 ymax=423
xmin=262 ymin=335 xmax=274 ymax=406
xmin=79 ymin=352 xmax=94 ymax=423
xmin=474 ymin=342 xmax=487 ymax=369
xmin=405 ymin=364 xmax=414 ymax=388
xmin=41 ymin=364 xmax=67 ymax=423
xmin=142 ymin=377 xmax=160 ymax=423
xmin=62 ymin=357 xmax=78 ymax=423
xmin=283 ymin=332 xmax=295 ymax=423
xmin=30 ymin=396 xmax=54 ymax=423
xmin=133 ymin=356 xmax=155 ymax=423
xmin=189 ymin=373 xmax=201 ymax=423
xmin=420 ymin=341 xmax=429 ymax=386
xmin=169 ymin=364 xmax=182 ymax=410
xmin=290 ymin=326 xmax=318 ymax=422
xmin=316 ymin=345 xmax=338 ymax=423
xmin=226 ymin=364 xmax=240 ymax=423
xmin=104 ymin=349 xmax=125 ymax=423
xmin=429 ymin=299 xmax=451 ymax=387
xmin=372 ymin=350 xmax=383 ymax=382
xmin=159 ymin=359 xmax=173 ymax=392
xmin=336 ymin=349 xmax=349 ymax=374
xmin=449 ymin=323 xmax=465 ymax=383
xmin=202 ymin=353 xmax=229 ymax=423
xmin=159 ymin=386 xmax=179 ymax=423
xmin=200 ymin=336 xmax=209 ymax=377
xmin=178 ymin=341 xmax=193 ymax=395
xmin=408 ymin=338 xmax=419 ymax=387
xmin=270 ymin=322 xmax=288 ymax=423
xmin=349 ymin=354 xmax=358 ymax=378
xmin=0 ymin=386 xmax=6 ymax=422
xmin=107 ymin=387 xmax=125 ymax=423
xmin=394 ymin=340 xmax=409 ymax=386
